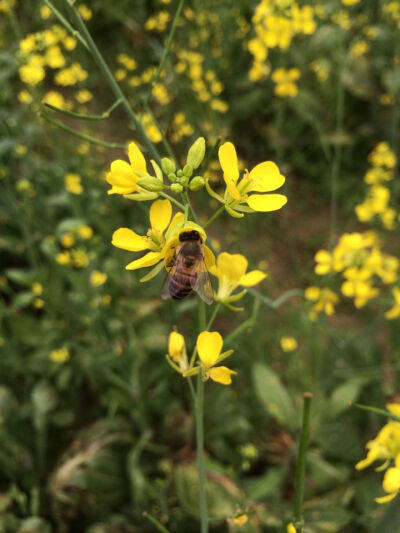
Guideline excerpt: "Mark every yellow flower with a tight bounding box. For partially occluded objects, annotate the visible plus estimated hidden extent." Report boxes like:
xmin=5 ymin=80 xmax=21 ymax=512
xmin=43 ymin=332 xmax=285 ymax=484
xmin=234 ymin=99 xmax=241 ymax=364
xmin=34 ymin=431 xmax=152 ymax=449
xmin=272 ymin=68 xmax=300 ymax=97
xmin=385 ymin=287 xmax=400 ymax=319
xmin=209 ymin=141 xmax=286 ymax=216
xmin=31 ymin=282 xmax=43 ymax=296
xmin=44 ymin=91 xmax=67 ymax=108
xmin=287 ymin=524 xmax=296 ymax=533
xmin=168 ymin=331 xmax=188 ymax=372
xmin=78 ymin=4 xmax=92 ymax=20
xmin=90 ymin=270 xmax=107 ymax=287
xmin=65 ymin=173 xmax=83 ymax=194
xmin=196 ymin=331 xmax=236 ymax=385
xmin=19 ymin=55 xmax=45 ymax=86
xmin=356 ymin=404 xmax=400 ymax=503
xmin=56 ymin=251 xmax=71 ymax=265
xmin=232 ymin=514 xmax=248 ymax=526
xmin=49 ymin=347 xmax=70 ymax=363
xmin=75 ymin=89 xmax=92 ymax=104
xmin=61 ymin=233 xmax=75 ymax=248
xmin=77 ymin=225 xmax=93 ymax=239
xmin=112 ymin=199 xmax=185 ymax=279
xmin=305 ymin=286 xmax=339 ymax=319
xmin=71 ymin=248 xmax=89 ymax=268
xmin=106 ymin=141 xmax=160 ymax=198
xmin=209 ymin=252 xmax=266 ymax=308
xmin=280 ymin=336 xmax=297 ymax=352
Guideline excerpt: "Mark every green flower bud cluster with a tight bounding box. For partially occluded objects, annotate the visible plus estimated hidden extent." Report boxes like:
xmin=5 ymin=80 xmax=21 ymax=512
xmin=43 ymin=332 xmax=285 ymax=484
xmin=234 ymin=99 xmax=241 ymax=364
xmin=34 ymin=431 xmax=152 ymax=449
xmin=161 ymin=137 xmax=206 ymax=194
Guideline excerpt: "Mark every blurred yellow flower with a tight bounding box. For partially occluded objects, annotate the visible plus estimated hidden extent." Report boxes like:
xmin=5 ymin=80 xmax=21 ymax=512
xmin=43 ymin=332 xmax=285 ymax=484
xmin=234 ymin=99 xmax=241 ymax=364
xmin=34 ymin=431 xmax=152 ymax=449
xmin=196 ymin=331 xmax=236 ymax=385
xmin=385 ymin=287 xmax=400 ymax=319
xmin=75 ymin=89 xmax=92 ymax=104
xmin=78 ymin=4 xmax=92 ymax=20
xmin=61 ymin=233 xmax=75 ymax=248
xmin=65 ymin=173 xmax=83 ymax=194
xmin=90 ymin=270 xmax=107 ymax=287
xmin=19 ymin=55 xmax=45 ymax=85
xmin=31 ymin=282 xmax=43 ymax=296
xmin=43 ymin=91 xmax=67 ymax=108
xmin=287 ymin=524 xmax=296 ymax=533
xmin=272 ymin=68 xmax=300 ymax=97
xmin=56 ymin=251 xmax=71 ymax=265
xmin=49 ymin=347 xmax=70 ymax=363
xmin=280 ymin=336 xmax=297 ymax=352
xmin=71 ymin=248 xmax=89 ymax=268
xmin=232 ymin=514 xmax=248 ymax=526
xmin=77 ymin=225 xmax=93 ymax=239
xmin=305 ymin=286 xmax=339 ymax=319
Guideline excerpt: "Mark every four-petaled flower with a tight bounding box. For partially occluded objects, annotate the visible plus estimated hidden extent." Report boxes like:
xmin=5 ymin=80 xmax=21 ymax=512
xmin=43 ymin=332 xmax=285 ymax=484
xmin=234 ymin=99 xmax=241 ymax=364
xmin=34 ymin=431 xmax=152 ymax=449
xmin=206 ymin=141 xmax=287 ymax=217
xmin=112 ymin=199 xmax=184 ymax=280
xmin=196 ymin=331 xmax=236 ymax=385
xmin=210 ymin=252 xmax=266 ymax=309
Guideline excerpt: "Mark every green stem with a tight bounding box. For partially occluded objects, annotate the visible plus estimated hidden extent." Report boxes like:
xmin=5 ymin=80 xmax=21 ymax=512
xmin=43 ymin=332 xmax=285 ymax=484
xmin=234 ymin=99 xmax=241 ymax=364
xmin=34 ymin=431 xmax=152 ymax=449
xmin=293 ymin=392 xmax=313 ymax=533
xmin=5 ymin=0 xmax=22 ymax=40
xmin=43 ymin=98 xmax=122 ymax=121
xmin=196 ymin=372 xmax=208 ymax=533
xmin=159 ymin=191 xmax=185 ymax=210
xmin=142 ymin=511 xmax=170 ymax=533
xmin=44 ymin=0 xmax=89 ymax=50
xmin=41 ymin=111 xmax=126 ymax=149
xmin=146 ymin=0 xmax=185 ymax=104
xmin=198 ymin=298 xmax=206 ymax=331
xmin=63 ymin=0 xmax=161 ymax=163
xmin=351 ymin=402 xmax=400 ymax=423
xmin=225 ymin=299 xmax=260 ymax=344
xmin=203 ymin=204 xmax=225 ymax=229
xmin=206 ymin=303 xmax=221 ymax=331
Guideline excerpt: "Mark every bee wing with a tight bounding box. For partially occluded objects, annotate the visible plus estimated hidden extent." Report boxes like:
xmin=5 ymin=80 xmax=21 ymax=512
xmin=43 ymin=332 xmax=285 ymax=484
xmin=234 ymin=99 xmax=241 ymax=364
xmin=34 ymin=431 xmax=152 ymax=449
xmin=191 ymin=257 xmax=214 ymax=305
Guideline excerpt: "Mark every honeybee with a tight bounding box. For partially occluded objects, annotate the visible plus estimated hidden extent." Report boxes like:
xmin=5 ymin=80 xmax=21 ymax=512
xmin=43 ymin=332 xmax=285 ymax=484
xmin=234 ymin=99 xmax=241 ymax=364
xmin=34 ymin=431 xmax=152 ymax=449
xmin=162 ymin=230 xmax=214 ymax=305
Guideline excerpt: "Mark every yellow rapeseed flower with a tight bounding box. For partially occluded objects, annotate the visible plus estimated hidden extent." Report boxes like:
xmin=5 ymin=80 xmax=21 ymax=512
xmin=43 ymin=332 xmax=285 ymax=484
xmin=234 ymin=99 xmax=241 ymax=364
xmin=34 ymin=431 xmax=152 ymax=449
xmin=65 ymin=173 xmax=83 ymax=194
xmin=90 ymin=270 xmax=107 ymax=287
xmin=209 ymin=252 xmax=266 ymax=308
xmin=167 ymin=331 xmax=189 ymax=372
xmin=77 ymin=225 xmax=93 ymax=239
xmin=385 ymin=287 xmax=400 ymax=319
xmin=208 ymin=141 xmax=286 ymax=216
xmin=49 ymin=347 xmax=70 ymax=363
xmin=280 ymin=336 xmax=297 ymax=352
xmin=305 ymin=286 xmax=339 ymax=319
xmin=196 ymin=331 xmax=236 ymax=385
xmin=272 ymin=68 xmax=301 ymax=97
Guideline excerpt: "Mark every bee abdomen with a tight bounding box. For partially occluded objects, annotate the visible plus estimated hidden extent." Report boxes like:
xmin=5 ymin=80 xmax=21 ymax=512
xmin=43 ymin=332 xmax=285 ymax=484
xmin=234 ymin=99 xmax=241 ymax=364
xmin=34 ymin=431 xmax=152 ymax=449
xmin=169 ymin=268 xmax=198 ymax=300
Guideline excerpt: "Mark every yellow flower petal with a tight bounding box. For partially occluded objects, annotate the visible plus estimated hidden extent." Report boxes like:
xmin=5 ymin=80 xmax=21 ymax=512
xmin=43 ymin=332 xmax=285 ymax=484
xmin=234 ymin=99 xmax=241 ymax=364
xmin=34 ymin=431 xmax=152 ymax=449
xmin=246 ymin=193 xmax=287 ymax=212
xmin=125 ymin=251 xmax=162 ymax=270
xmin=219 ymin=142 xmax=241 ymax=199
xmin=387 ymin=404 xmax=400 ymax=417
xmin=168 ymin=331 xmax=185 ymax=362
xmin=128 ymin=141 xmax=147 ymax=173
xmin=382 ymin=467 xmax=400 ymax=493
xmin=150 ymin=199 xmax=172 ymax=232
xmin=106 ymin=160 xmax=137 ymax=194
xmin=248 ymin=162 xmax=285 ymax=192
xmin=112 ymin=228 xmax=149 ymax=251
xmin=240 ymin=270 xmax=267 ymax=286
xmin=197 ymin=331 xmax=223 ymax=368
xmin=209 ymin=366 xmax=237 ymax=385
xmin=203 ymin=245 xmax=216 ymax=269
xmin=375 ymin=492 xmax=398 ymax=504
xmin=217 ymin=253 xmax=248 ymax=282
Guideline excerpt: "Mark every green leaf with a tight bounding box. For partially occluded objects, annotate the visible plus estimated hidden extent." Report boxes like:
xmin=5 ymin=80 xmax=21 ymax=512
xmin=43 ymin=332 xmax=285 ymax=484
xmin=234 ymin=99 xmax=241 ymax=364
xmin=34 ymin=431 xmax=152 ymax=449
xmin=328 ymin=378 xmax=366 ymax=418
xmin=252 ymin=363 xmax=297 ymax=430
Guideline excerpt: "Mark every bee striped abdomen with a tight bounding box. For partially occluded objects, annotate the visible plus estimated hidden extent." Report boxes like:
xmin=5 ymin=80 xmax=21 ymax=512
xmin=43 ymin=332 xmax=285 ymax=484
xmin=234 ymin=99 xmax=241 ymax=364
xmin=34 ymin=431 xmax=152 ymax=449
xmin=169 ymin=264 xmax=198 ymax=300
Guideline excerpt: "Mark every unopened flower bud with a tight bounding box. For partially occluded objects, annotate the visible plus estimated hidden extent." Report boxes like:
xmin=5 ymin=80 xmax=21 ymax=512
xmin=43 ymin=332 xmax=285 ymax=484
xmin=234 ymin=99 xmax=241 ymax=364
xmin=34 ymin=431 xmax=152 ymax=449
xmin=168 ymin=172 xmax=177 ymax=182
xmin=161 ymin=157 xmax=176 ymax=175
xmin=189 ymin=176 xmax=205 ymax=191
xmin=177 ymin=170 xmax=183 ymax=177
xmin=180 ymin=176 xmax=189 ymax=186
xmin=170 ymin=183 xmax=183 ymax=194
xmin=136 ymin=176 xmax=164 ymax=192
xmin=187 ymin=137 xmax=205 ymax=169
xmin=183 ymin=164 xmax=193 ymax=177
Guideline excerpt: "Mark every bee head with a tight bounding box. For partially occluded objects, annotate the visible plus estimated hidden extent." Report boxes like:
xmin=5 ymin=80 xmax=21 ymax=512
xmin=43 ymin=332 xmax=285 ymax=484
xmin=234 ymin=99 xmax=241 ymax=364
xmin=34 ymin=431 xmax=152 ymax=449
xmin=179 ymin=230 xmax=201 ymax=243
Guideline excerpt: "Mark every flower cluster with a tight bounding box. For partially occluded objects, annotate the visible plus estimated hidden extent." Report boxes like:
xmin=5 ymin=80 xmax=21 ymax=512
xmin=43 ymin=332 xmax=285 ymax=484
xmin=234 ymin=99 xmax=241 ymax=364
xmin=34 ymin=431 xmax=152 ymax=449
xmin=312 ymin=231 xmax=398 ymax=309
xmin=356 ymin=403 xmax=400 ymax=503
xmin=355 ymin=143 xmax=397 ymax=230
xmin=248 ymin=1 xmax=317 ymax=82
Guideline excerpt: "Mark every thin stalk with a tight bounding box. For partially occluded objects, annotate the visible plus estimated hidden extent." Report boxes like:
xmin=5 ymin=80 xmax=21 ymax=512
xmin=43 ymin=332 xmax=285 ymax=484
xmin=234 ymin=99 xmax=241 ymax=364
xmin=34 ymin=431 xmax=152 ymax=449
xmin=146 ymin=0 xmax=186 ymax=106
xmin=41 ymin=111 xmax=126 ymax=149
xmin=225 ymin=299 xmax=260 ymax=344
xmin=248 ymin=287 xmax=302 ymax=310
xmin=196 ymin=372 xmax=208 ymax=533
xmin=351 ymin=401 xmax=400 ymax=423
xmin=293 ymin=392 xmax=313 ymax=533
xmin=203 ymin=204 xmax=225 ymax=229
xmin=206 ymin=302 xmax=221 ymax=331
xmin=198 ymin=298 xmax=206 ymax=331
xmin=5 ymin=0 xmax=22 ymax=40
xmin=44 ymin=0 xmax=89 ymax=50
xmin=159 ymin=191 xmax=185 ymax=210
xmin=142 ymin=511 xmax=170 ymax=533
xmin=43 ymin=98 xmax=122 ymax=121
xmin=63 ymin=0 xmax=161 ymax=163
